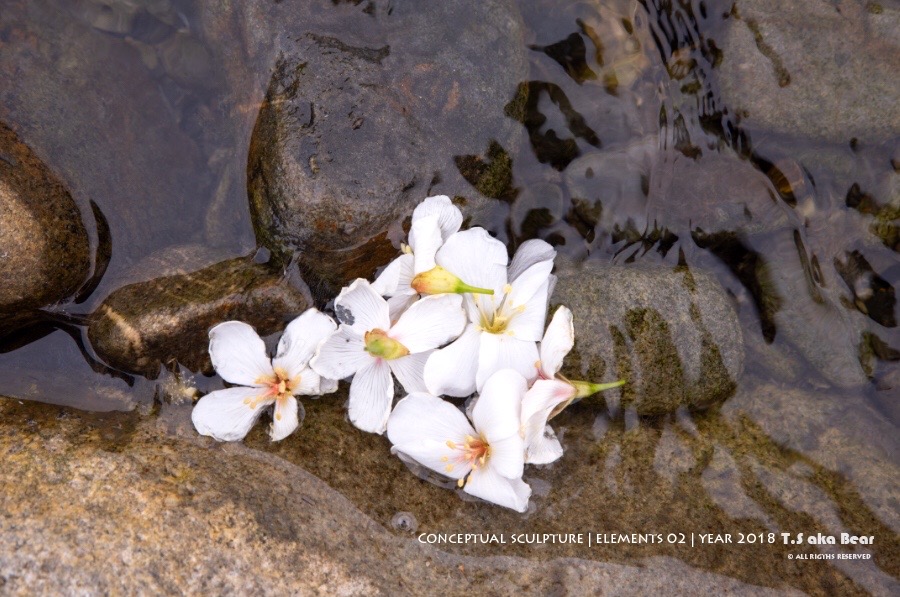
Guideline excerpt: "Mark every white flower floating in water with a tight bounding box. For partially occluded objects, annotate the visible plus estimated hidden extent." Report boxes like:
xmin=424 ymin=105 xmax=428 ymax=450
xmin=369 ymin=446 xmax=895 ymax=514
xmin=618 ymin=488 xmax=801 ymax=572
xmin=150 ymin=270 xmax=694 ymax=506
xmin=192 ymin=309 xmax=339 ymax=442
xmin=311 ymin=278 xmax=466 ymax=434
xmin=522 ymin=306 xmax=624 ymax=464
xmin=387 ymin=369 xmax=531 ymax=512
xmin=423 ymin=233 xmax=556 ymax=397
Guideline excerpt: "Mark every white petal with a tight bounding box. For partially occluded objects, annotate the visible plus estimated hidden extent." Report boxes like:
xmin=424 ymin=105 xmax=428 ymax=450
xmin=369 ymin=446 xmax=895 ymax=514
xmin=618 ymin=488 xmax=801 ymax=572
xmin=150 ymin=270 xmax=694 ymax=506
xmin=334 ymin=279 xmax=391 ymax=333
xmin=389 ymin=294 xmax=466 ymax=353
xmin=521 ymin=379 xmax=576 ymax=431
xmin=505 ymin=279 xmax=551 ymax=342
xmin=424 ymin=324 xmax=481 ymax=397
xmin=408 ymin=214 xmax=443 ymax=274
xmin=412 ymin=194 xmax=463 ymax=240
xmin=472 ymin=369 xmax=527 ymax=443
xmin=273 ymin=309 xmax=337 ymax=379
xmin=525 ymin=425 xmax=564 ymax=465
xmin=435 ymin=228 xmax=507 ymax=293
xmin=310 ymin=326 xmax=369 ymax=380
xmin=348 ymin=358 xmax=394 ymax=434
xmin=270 ymin=396 xmax=300 ymax=441
xmin=387 ymin=292 xmax=418 ymax=324
xmin=486 ymin=433 xmax=525 ymax=479
xmin=505 ymin=259 xmax=554 ymax=310
xmin=318 ymin=377 xmax=339 ymax=395
xmin=464 ymin=466 xmax=531 ymax=512
xmin=388 ymin=351 xmax=431 ymax=393
xmin=371 ymin=254 xmax=414 ymax=297
xmin=508 ymin=239 xmax=556 ymax=283
xmin=539 ymin=306 xmax=574 ymax=377
xmin=192 ymin=386 xmax=269 ymax=442
xmin=293 ymin=367 xmax=325 ymax=395
xmin=387 ymin=392 xmax=475 ymax=480
xmin=208 ymin=321 xmax=273 ymax=387
xmin=476 ymin=334 xmax=539 ymax=391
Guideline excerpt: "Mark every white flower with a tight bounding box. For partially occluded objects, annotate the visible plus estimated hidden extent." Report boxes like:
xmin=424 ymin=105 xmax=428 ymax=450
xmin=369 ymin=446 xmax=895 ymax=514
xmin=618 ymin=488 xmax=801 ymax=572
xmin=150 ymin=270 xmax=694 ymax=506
xmin=310 ymin=279 xmax=466 ymax=434
xmin=387 ymin=369 xmax=532 ymax=512
xmin=191 ymin=309 xmax=339 ymax=442
xmin=423 ymin=231 xmax=557 ymax=397
xmin=371 ymin=195 xmax=464 ymax=320
xmin=522 ymin=306 xmax=624 ymax=464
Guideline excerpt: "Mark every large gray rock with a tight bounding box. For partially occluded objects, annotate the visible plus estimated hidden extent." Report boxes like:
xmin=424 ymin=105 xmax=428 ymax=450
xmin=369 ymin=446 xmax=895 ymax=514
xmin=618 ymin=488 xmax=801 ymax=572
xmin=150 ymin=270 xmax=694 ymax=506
xmin=718 ymin=0 xmax=900 ymax=142
xmin=0 ymin=122 xmax=90 ymax=325
xmin=552 ymin=259 xmax=744 ymax=415
xmin=88 ymin=255 xmax=311 ymax=377
xmin=246 ymin=0 xmax=527 ymax=298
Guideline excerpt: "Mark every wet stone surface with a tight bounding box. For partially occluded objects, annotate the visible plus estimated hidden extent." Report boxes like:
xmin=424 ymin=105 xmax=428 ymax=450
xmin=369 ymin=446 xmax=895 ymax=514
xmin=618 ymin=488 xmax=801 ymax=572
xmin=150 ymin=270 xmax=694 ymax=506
xmin=88 ymin=256 xmax=311 ymax=378
xmin=550 ymin=259 xmax=744 ymax=416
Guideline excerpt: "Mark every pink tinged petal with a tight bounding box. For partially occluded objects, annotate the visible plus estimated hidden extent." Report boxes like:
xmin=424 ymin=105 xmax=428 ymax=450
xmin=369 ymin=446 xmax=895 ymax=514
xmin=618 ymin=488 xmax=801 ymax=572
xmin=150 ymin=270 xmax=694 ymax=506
xmin=372 ymin=253 xmax=415 ymax=298
xmin=387 ymin=392 xmax=475 ymax=480
xmin=389 ymin=294 xmax=466 ymax=352
xmin=539 ymin=306 xmax=574 ymax=377
xmin=208 ymin=321 xmax=273 ymax=387
xmin=476 ymin=334 xmax=539 ymax=392
xmin=486 ymin=433 xmax=525 ymax=479
xmin=270 ymin=396 xmax=301 ymax=441
xmin=272 ymin=309 xmax=337 ymax=379
xmin=191 ymin=386 xmax=270 ymax=442
xmin=505 ymin=279 xmax=551 ymax=342
xmin=463 ymin=466 xmax=532 ymax=512
xmin=521 ymin=379 xmax=576 ymax=431
xmin=525 ymin=425 xmax=564 ymax=465
xmin=388 ymin=351 xmax=431 ymax=393
xmin=348 ymin=358 xmax=394 ymax=434
xmin=508 ymin=239 xmax=556 ymax=283
xmin=293 ymin=367 xmax=324 ymax=396
xmin=424 ymin=324 xmax=481 ymax=397
xmin=408 ymin=214 xmax=443 ymax=274
xmin=386 ymin=292 xmax=417 ymax=324
xmin=435 ymin=228 xmax=508 ymax=293
xmin=309 ymin=326 xmax=369 ymax=380
xmin=412 ymin=195 xmax=463 ymax=240
xmin=334 ymin=279 xmax=390 ymax=333
xmin=472 ymin=369 xmax=527 ymax=442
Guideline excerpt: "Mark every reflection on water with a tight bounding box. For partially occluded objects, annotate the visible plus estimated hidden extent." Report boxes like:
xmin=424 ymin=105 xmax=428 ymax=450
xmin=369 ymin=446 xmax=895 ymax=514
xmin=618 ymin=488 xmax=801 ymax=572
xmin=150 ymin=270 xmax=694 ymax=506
xmin=0 ymin=0 xmax=897 ymax=592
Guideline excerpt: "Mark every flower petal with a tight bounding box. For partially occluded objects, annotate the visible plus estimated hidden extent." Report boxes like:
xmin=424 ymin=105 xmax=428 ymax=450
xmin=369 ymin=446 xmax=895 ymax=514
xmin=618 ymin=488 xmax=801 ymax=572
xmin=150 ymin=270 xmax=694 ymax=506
xmin=388 ymin=351 xmax=431 ymax=393
xmin=472 ymin=368 xmax=527 ymax=442
xmin=435 ymin=228 xmax=508 ymax=293
xmin=334 ymin=279 xmax=390 ymax=333
xmin=408 ymin=214 xmax=443 ymax=274
xmin=389 ymin=294 xmax=466 ymax=353
xmin=424 ymin=324 xmax=481 ymax=397
xmin=505 ymin=279 xmax=551 ymax=342
xmin=386 ymin=292 xmax=418 ymax=324
xmin=371 ymin=253 xmax=414 ymax=297
xmin=508 ymin=239 xmax=556 ymax=283
xmin=273 ymin=309 xmax=337 ymax=379
xmin=486 ymin=433 xmax=525 ymax=479
xmin=539 ymin=306 xmax=574 ymax=377
xmin=476 ymin=334 xmax=539 ymax=391
xmin=463 ymin=466 xmax=531 ymax=512
xmin=525 ymin=425 xmax=564 ymax=465
xmin=310 ymin=326 xmax=369 ymax=380
xmin=348 ymin=358 xmax=394 ymax=434
xmin=208 ymin=321 xmax=273 ymax=387
xmin=191 ymin=386 xmax=270 ymax=442
xmin=521 ymin=379 xmax=575 ymax=464
xmin=270 ymin=396 xmax=301 ymax=441
xmin=412 ymin=194 xmax=463 ymax=240
xmin=318 ymin=377 xmax=339 ymax=395
xmin=505 ymin=259 xmax=554 ymax=310
xmin=387 ymin=392 xmax=475 ymax=480
xmin=292 ymin=367 xmax=325 ymax=396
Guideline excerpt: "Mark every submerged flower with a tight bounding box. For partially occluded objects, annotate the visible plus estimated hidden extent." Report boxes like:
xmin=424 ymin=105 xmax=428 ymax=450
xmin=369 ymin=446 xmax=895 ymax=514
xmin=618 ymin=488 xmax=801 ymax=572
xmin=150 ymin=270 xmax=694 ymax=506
xmin=310 ymin=279 xmax=466 ymax=434
xmin=387 ymin=369 xmax=531 ymax=512
xmin=371 ymin=195 xmax=466 ymax=320
xmin=521 ymin=306 xmax=624 ymax=464
xmin=424 ymin=231 xmax=557 ymax=397
xmin=192 ymin=309 xmax=339 ymax=442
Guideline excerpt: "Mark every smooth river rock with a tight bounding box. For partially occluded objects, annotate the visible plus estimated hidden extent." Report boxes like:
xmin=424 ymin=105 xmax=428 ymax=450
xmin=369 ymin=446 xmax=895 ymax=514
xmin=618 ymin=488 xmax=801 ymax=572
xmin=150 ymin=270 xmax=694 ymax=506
xmin=247 ymin=0 xmax=527 ymax=298
xmin=88 ymin=256 xmax=311 ymax=377
xmin=552 ymin=259 xmax=744 ymax=415
xmin=0 ymin=122 xmax=90 ymax=326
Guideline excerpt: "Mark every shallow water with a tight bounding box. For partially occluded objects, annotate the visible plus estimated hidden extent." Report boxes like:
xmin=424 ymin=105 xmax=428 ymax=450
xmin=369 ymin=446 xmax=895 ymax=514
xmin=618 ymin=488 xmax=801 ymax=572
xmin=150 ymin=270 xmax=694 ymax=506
xmin=0 ymin=0 xmax=897 ymax=593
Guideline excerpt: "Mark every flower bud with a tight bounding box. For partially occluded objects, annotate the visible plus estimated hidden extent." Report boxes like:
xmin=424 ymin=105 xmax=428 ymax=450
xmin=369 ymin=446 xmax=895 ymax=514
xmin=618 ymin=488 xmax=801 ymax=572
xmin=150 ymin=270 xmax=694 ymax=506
xmin=364 ymin=329 xmax=410 ymax=360
xmin=411 ymin=266 xmax=494 ymax=295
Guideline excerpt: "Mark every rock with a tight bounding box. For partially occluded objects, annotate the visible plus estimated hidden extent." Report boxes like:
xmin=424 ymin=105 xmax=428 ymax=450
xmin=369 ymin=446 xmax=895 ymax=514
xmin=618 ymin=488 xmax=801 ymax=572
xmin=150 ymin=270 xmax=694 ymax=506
xmin=246 ymin=0 xmax=527 ymax=298
xmin=0 ymin=122 xmax=90 ymax=324
xmin=718 ymin=0 xmax=900 ymax=142
xmin=0 ymin=396 xmax=812 ymax=595
xmin=88 ymin=256 xmax=311 ymax=377
xmin=551 ymin=259 xmax=744 ymax=415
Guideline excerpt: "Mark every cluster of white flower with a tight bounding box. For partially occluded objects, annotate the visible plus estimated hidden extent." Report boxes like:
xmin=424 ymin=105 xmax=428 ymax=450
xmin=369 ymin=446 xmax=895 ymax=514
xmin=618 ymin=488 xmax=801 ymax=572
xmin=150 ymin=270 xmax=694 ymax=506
xmin=192 ymin=196 xmax=622 ymax=511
